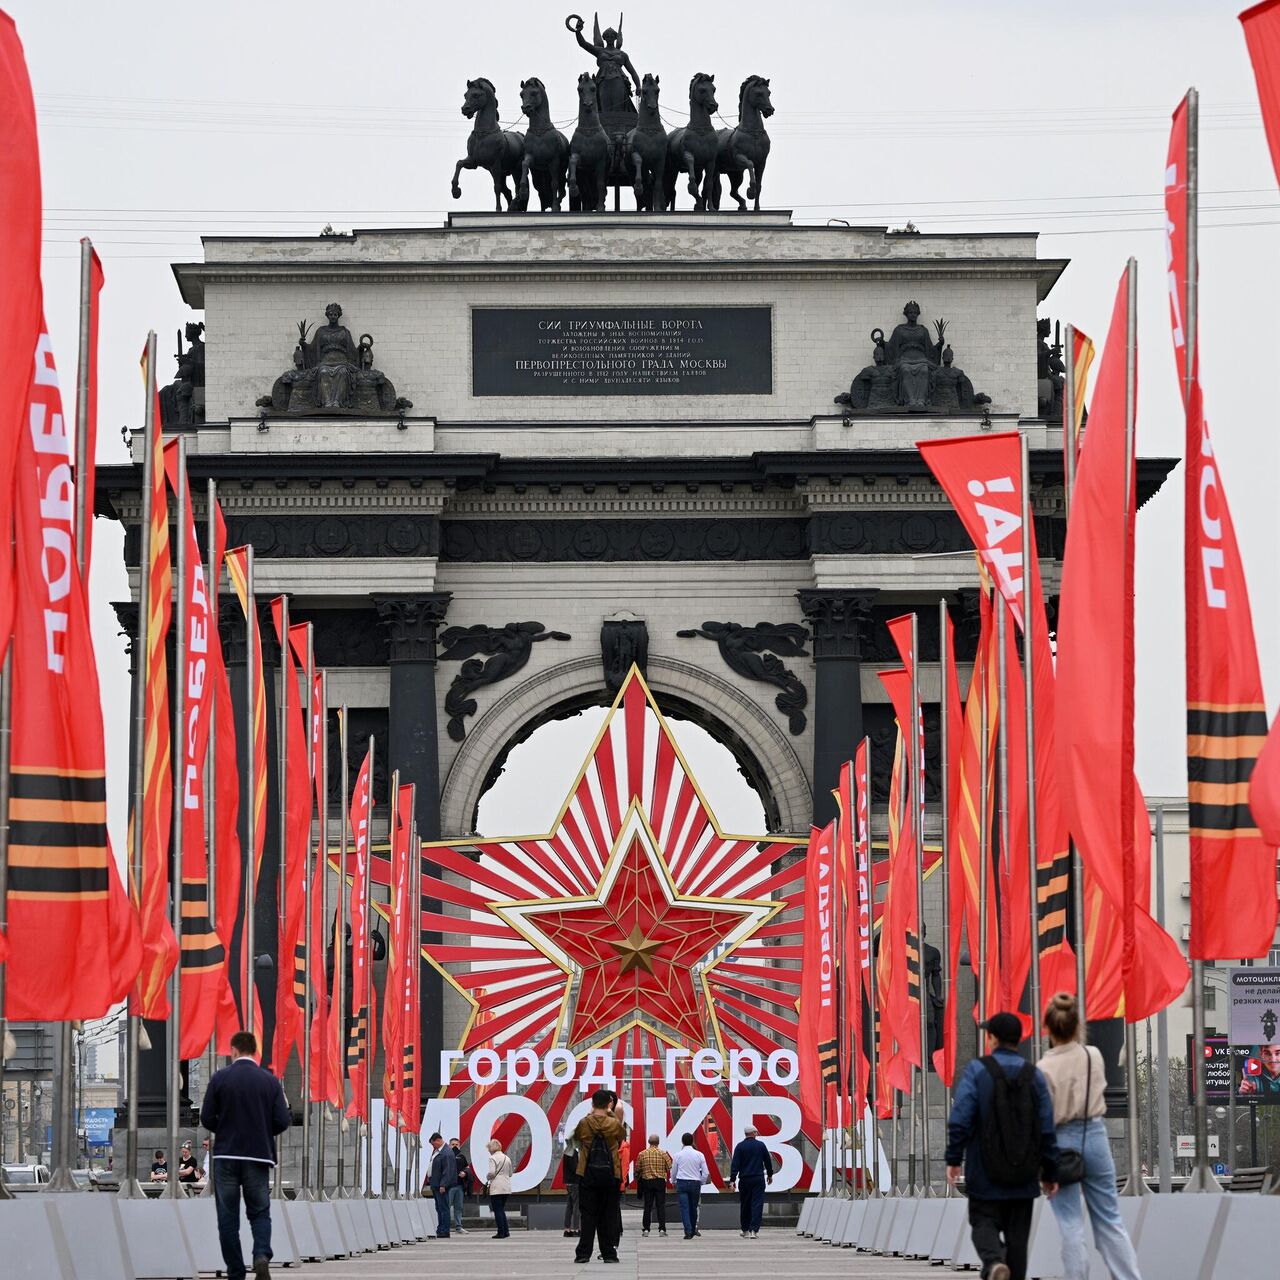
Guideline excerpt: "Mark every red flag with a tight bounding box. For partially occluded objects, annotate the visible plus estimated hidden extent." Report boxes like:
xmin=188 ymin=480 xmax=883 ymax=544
xmin=78 ymin=246 xmax=103 ymax=579
xmin=4 ymin=321 xmax=141 ymax=1017
xmin=1252 ymin=724 xmax=1280 ymax=845
xmin=1064 ymin=327 xmax=1096 ymax=474
xmin=270 ymin=602 xmax=310 ymax=1074
xmin=1242 ymin=1 xmax=1280 ymax=184
xmin=797 ymin=821 xmax=838 ymax=1132
xmin=400 ymin=835 xmax=422 ymax=1135
xmin=345 ymin=747 xmax=375 ymax=1118
xmin=877 ymin=673 xmax=923 ymax=1087
xmin=934 ymin=607 xmax=965 ymax=1085
xmin=128 ymin=347 xmax=178 ymax=1019
xmin=162 ymin=442 xmax=224 ymax=1058
xmin=206 ymin=500 xmax=244 ymax=1053
xmin=225 ymin=547 xmax=267 ymax=1035
xmin=0 ymin=12 xmax=42 ymax=667
xmin=1166 ymin=96 xmax=1277 ymax=959
xmin=382 ymin=783 xmax=414 ymax=1125
xmin=834 ymin=763 xmax=862 ymax=1119
xmin=1058 ymin=268 xmax=1189 ymax=1019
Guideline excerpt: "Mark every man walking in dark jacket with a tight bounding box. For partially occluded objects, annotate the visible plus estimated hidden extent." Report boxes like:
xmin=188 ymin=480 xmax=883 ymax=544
xmin=729 ymin=1125 xmax=773 ymax=1237
xmin=427 ymin=1132 xmax=458 ymax=1239
xmin=945 ymin=1013 xmax=1060 ymax=1280
xmin=199 ymin=1031 xmax=292 ymax=1280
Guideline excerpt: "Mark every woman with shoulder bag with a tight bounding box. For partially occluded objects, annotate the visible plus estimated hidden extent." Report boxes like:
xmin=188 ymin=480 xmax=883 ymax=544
xmin=1038 ymin=993 xmax=1141 ymax=1280
xmin=486 ymin=1139 xmax=514 ymax=1239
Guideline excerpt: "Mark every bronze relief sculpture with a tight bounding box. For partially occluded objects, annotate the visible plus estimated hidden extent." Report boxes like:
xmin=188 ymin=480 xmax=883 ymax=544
xmin=255 ymin=304 xmax=410 ymax=417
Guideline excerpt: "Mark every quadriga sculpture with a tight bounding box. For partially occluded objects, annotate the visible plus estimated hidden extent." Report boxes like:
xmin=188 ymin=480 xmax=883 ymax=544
xmin=663 ymin=72 xmax=719 ymax=211
xmin=451 ymin=78 xmax=524 ymax=212
xmin=514 ymin=78 xmax=569 ymax=211
xmin=713 ymin=75 xmax=774 ymax=212
xmin=568 ymin=72 xmax=610 ymax=211
xmin=626 ymin=73 xmax=665 ymax=210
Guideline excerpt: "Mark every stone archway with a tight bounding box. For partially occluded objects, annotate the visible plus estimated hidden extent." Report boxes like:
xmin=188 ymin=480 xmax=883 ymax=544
xmin=438 ymin=654 xmax=811 ymax=839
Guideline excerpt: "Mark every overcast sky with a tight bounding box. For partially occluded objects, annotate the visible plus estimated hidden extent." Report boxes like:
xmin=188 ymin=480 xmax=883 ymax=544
xmin=11 ymin=0 xmax=1278 ymax=845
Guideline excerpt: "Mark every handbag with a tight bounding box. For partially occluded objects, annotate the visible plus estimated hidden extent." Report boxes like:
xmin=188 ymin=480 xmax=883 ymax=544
xmin=1055 ymin=1046 xmax=1092 ymax=1186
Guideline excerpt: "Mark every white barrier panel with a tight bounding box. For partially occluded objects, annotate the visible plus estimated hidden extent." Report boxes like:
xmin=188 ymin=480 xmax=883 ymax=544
xmin=116 ymin=1197 xmax=199 ymax=1280
xmin=814 ymin=1196 xmax=840 ymax=1240
xmin=370 ymin=1196 xmax=399 ymax=1248
xmin=835 ymin=1197 xmax=868 ymax=1246
xmin=952 ymin=1202 xmax=983 ymax=1270
xmin=45 ymin=1194 xmax=132 ymax=1280
xmin=930 ymin=1196 xmax=968 ymax=1264
xmin=886 ymin=1195 xmax=918 ymax=1255
xmin=172 ymin=1196 xmax=224 ymax=1273
xmin=337 ymin=1197 xmax=375 ymax=1253
xmin=905 ymin=1196 xmax=948 ymax=1258
xmin=239 ymin=1204 xmax=299 ymax=1271
xmin=1132 ymin=1192 xmax=1218 ymax=1280
xmin=309 ymin=1198 xmax=349 ymax=1258
xmin=1202 ymin=1195 xmax=1280 ymax=1280
xmin=826 ymin=1198 xmax=854 ymax=1244
xmin=391 ymin=1198 xmax=417 ymax=1242
xmin=281 ymin=1198 xmax=324 ymax=1262
xmin=796 ymin=1195 xmax=817 ymax=1234
xmin=873 ymin=1196 xmax=901 ymax=1252
xmin=857 ymin=1196 xmax=888 ymax=1251
xmin=0 ymin=1198 xmax=74 ymax=1279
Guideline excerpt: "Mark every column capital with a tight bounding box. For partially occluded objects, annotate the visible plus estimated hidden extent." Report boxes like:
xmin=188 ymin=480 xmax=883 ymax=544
xmin=372 ymin=592 xmax=453 ymax=663
xmin=796 ymin=588 xmax=879 ymax=661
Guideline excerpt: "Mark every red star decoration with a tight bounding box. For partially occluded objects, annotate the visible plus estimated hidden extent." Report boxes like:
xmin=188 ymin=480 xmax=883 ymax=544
xmin=495 ymin=804 xmax=776 ymax=1050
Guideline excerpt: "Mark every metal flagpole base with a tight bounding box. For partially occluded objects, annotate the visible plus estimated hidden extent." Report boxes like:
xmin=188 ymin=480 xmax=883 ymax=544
xmin=1183 ymin=1164 xmax=1224 ymax=1194
xmin=115 ymin=1177 xmax=148 ymax=1200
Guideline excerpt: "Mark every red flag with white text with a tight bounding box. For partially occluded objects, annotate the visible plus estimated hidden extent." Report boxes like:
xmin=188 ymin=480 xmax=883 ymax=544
xmin=1242 ymin=1 xmax=1280 ymax=185
xmin=1166 ymin=96 xmax=1276 ymax=959
xmin=797 ymin=821 xmax=838 ymax=1133
xmin=345 ymin=747 xmax=375 ymax=1118
xmin=381 ymin=782 xmax=414 ymax=1125
xmin=5 ymin=324 xmax=141 ymax=1016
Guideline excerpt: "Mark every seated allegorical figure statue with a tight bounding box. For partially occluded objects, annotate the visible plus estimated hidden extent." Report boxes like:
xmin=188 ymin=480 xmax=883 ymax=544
xmin=883 ymin=300 xmax=944 ymax=411
xmin=255 ymin=303 xmax=408 ymax=416
xmin=928 ymin=345 xmax=991 ymax=411
xmin=835 ymin=342 xmax=899 ymax=411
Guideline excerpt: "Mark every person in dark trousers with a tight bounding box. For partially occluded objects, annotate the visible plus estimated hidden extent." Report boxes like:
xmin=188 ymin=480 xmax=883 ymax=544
xmin=561 ymin=1138 xmax=581 ymax=1237
xmin=572 ymin=1087 xmax=626 ymax=1264
xmin=669 ymin=1132 xmax=711 ymax=1240
xmin=448 ymin=1138 xmax=470 ymax=1233
xmin=428 ymin=1133 xmax=458 ymax=1239
xmin=633 ymin=1134 xmax=673 ymax=1237
xmin=729 ymin=1125 xmax=773 ymax=1237
xmin=945 ymin=1012 xmax=1060 ymax=1280
xmin=199 ymin=1031 xmax=291 ymax=1280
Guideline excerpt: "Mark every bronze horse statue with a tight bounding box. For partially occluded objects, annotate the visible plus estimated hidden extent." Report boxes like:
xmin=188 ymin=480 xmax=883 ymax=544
xmin=568 ymin=72 xmax=610 ymax=211
xmin=514 ymin=77 xmax=569 ymax=211
xmin=626 ymin=73 xmax=665 ymax=211
xmin=713 ymin=75 xmax=774 ymax=212
xmin=452 ymin=78 xmax=524 ymax=211
xmin=663 ymin=72 xmax=719 ymax=211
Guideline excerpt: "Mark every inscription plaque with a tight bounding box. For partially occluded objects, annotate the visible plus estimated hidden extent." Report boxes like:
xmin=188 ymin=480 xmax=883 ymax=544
xmin=472 ymin=306 xmax=772 ymax=397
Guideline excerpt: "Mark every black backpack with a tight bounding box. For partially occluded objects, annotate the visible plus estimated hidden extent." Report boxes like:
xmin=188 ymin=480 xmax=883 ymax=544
xmin=582 ymin=1123 xmax=616 ymax=1188
xmin=977 ymin=1056 xmax=1042 ymax=1185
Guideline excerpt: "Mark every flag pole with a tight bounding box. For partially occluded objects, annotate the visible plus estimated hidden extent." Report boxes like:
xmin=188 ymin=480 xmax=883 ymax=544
xmin=995 ymin=596 xmax=1011 ymax=1014
xmin=383 ymin=763 xmax=399 ymax=1203
xmin=334 ymin=718 xmax=351 ymax=1200
xmin=49 ymin=239 xmax=101 ymax=1194
xmin=166 ymin=435 xmax=189 ymax=1201
xmin=1063 ymin=334 xmax=1089 ymax=1029
xmin=363 ymin=736 xmax=375 ymax=1199
xmin=835 ymin=863 xmax=846 ymax=1198
xmin=305 ymin=669 xmax=328 ymax=1201
xmin=910 ymin=614 xmax=932 ymax=1194
xmin=202 ymin=479 xmax=219 ymax=1198
xmin=318 ymin=700 xmax=344 ymax=1198
xmin=300 ymin=632 xmax=314 ymax=1198
xmin=978 ymin=590 xmax=990 ymax=1030
xmin=0 ymin=648 xmax=14 ymax=1199
xmin=1020 ymin=434 xmax=1042 ymax=1058
xmin=273 ymin=593 xmax=289 ymax=1199
xmin=861 ymin=737 xmax=880 ymax=1198
xmin=243 ymin=545 xmax=257 ymax=1037
xmin=937 ymin=597 xmax=954 ymax=1179
xmin=411 ymin=819 xmax=423 ymax=1201
xmin=1118 ymin=256 xmax=1149 ymax=1198
xmin=120 ymin=331 xmax=159 ymax=1200
xmin=1181 ymin=85 xmax=1218 ymax=1198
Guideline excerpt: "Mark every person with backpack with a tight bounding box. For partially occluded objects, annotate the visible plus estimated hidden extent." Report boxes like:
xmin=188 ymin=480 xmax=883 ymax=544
xmin=945 ymin=1011 xmax=1060 ymax=1280
xmin=572 ymin=1088 xmax=627 ymax=1264
xmin=1037 ymin=993 xmax=1140 ymax=1280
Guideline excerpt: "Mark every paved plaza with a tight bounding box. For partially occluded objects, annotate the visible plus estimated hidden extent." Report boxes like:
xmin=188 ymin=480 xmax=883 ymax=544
xmin=291 ymin=1212 xmax=933 ymax=1280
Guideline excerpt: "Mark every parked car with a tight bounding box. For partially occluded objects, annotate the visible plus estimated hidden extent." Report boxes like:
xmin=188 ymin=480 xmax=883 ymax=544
xmin=2 ymin=1163 xmax=51 ymax=1189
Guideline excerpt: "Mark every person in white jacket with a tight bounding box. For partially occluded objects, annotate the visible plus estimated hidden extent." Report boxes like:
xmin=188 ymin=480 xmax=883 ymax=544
xmin=669 ymin=1133 xmax=711 ymax=1240
xmin=486 ymin=1139 xmax=514 ymax=1240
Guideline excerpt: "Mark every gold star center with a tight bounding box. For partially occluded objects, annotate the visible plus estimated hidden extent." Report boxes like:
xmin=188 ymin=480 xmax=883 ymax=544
xmin=610 ymin=925 xmax=664 ymax=975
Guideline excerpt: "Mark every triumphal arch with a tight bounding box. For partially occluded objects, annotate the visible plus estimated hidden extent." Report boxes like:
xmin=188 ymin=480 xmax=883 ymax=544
xmin=98 ymin=33 xmax=1171 ymax=1187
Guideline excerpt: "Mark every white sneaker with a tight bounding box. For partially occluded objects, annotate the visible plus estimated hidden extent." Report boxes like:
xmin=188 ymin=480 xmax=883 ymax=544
xmin=751 ymin=1231 xmax=759 ymax=1239
xmin=740 ymin=1230 xmax=749 ymax=1238
xmin=456 ymin=1227 xmax=468 ymax=1234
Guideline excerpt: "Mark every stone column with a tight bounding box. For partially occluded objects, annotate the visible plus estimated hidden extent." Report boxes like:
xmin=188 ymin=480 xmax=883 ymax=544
xmin=797 ymin=589 xmax=878 ymax=828
xmin=372 ymin=592 xmax=452 ymax=1095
